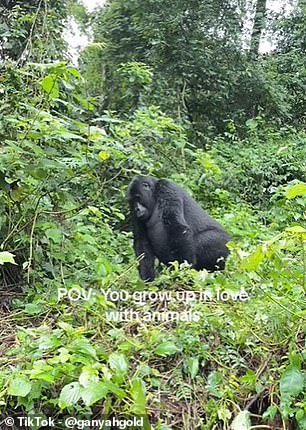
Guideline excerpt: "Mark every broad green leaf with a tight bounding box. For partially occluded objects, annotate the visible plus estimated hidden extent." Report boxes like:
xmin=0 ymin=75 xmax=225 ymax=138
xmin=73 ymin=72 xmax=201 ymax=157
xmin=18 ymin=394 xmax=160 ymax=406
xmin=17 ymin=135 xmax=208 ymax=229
xmin=29 ymin=167 xmax=48 ymax=180
xmin=79 ymin=367 xmax=99 ymax=387
xmin=24 ymin=303 xmax=43 ymax=315
xmin=285 ymin=226 xmax=306 ymax=234
xmin=295 ymin=410 xmax=306 ymax=429
xmin=58 ymin=321 xmax=77 ymax=333
xmin=96 ymin=258 xmax=113 ymax=277
xmin=262 ymin=405 xmax=277 ymax=420
xmin=155 ymin=341 xmax=179 ymax=357
xmin=186 ymin=357 xmax=199 ymax=379
xmin=69 ymin=339 xmax=98 ymax=360
xmin=37 ymin=159 xmax=64 ymax=169
xmin=8 ymin=377 xmax=31 ymax=397
xmin=130 ymin=378 xmax=146 ymax=414
xmin=45 ymin=228 xmax=62 ymax=244
xmin=41 ymin=75 xmax=59 ymax=98
xmin=241 ymin=246 xmax=264 ymax=270
xmin=81 ymin=381 xmax=109 ymax=406
xmin=245 ymin=118 xmax=257 ymax=130
xmin=38 ymin=334 xmax=62 ymax=350
xmin=280 ymin=367 xmax=304 ymax=399
xmin=67 ymin=67 xmax=81 ymax=78
xmin=30 ymin=362 xmax=55 ymax=383
xmin=0 ymin=251 xmax=16 ymax=265
xmin=102 ymin=381 xmax=125 ymax=398
xmin=231 ymin=410 xmax=251 ymax=430
xmin=98 ymin=150 xmax=110 ymax=161
xmin=289 ymin=350 xmax=303 ymax=368
xmin=108 ymin=353 xmax=128 ymax=376
xmin=285 ymin=182 xmax=306 ymax=199
xmin=206 ymin=371 xmax=223 ymax=397
xmin=59 ymin=382 xmax=82 ymax=408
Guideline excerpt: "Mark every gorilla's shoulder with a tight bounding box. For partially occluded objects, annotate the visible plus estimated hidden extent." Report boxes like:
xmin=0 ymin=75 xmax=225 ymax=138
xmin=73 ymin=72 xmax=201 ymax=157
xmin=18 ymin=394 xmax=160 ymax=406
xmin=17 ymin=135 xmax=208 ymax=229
xmin=156 ymin=178 xmax=184 ymax=198
xmin=157 ymin=178 xmax=171 ymax=185
xmin=157 ymin=178 xmax=184 ymax=190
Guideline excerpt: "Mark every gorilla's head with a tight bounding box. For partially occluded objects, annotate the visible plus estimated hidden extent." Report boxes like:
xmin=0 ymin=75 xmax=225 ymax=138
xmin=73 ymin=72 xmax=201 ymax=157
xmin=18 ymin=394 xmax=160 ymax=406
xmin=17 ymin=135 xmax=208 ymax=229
xmin=127 ymin=176 xmax=157 ymax=221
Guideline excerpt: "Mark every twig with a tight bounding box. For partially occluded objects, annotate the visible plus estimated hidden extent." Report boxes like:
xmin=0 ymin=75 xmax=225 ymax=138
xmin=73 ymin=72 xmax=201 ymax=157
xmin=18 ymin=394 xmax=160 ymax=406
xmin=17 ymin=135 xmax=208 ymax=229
xmin=17 ymin=0 xmax=43 ymax=65
xmin=27 ymin=209 xmax=39 ymax=283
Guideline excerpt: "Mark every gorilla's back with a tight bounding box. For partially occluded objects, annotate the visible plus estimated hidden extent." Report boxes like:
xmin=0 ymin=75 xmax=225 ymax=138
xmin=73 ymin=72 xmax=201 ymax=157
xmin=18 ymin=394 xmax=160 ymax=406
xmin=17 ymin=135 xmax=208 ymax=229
xmin=170 ymin=182 xmax=228 ymax=237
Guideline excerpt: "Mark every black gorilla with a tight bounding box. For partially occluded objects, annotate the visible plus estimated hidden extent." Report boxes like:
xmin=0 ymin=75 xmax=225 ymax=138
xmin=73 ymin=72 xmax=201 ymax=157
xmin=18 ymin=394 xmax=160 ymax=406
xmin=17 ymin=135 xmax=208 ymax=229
xmin=128 ymin=176 xmax=230 ymax=282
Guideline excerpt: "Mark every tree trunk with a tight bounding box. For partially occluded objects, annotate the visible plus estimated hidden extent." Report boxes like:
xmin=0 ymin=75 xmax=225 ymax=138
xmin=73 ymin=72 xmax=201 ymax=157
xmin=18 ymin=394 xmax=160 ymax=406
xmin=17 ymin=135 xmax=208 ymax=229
xmin=250 ymin=0 xmax=268 ymax=55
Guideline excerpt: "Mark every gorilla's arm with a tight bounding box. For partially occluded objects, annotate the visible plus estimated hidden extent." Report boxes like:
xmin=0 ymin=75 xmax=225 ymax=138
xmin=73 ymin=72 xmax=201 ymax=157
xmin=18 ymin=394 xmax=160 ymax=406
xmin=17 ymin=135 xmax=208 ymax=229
xmin=157 ymin=180 xmax=196 ymax=266
xmin=133 ymin=220 xmax=156 ymax=282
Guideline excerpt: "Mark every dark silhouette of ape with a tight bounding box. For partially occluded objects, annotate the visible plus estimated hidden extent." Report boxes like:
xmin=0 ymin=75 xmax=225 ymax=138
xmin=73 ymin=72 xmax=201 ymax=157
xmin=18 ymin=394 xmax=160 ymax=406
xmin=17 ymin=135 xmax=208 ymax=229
xmin=128 ymin=176 xmax=230 ymax=281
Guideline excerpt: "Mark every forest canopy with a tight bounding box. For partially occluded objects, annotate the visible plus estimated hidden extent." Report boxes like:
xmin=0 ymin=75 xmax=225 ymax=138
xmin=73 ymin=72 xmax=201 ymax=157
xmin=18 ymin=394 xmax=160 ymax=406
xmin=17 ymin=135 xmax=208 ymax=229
xmin=0 ymin=0 xmax=306 ymax=429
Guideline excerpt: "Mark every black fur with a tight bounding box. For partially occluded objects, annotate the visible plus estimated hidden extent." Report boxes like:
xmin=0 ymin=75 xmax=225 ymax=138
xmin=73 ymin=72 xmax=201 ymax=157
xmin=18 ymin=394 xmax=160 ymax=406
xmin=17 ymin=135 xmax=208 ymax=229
xmin=128 ymin=176 xmax=230 ymax=281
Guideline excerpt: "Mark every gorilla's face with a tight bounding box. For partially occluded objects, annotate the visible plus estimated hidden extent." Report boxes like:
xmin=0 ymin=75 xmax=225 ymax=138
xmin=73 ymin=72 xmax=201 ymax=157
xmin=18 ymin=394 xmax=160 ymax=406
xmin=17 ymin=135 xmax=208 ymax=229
xmin=128 ymin=176 xmax=157 ymax=221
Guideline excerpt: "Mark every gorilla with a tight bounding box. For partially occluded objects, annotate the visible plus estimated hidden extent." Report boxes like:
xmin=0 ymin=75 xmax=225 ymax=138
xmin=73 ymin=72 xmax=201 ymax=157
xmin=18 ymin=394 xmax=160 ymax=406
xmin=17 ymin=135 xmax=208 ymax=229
xmin=128 ymin=176 xmax=230 ymax=282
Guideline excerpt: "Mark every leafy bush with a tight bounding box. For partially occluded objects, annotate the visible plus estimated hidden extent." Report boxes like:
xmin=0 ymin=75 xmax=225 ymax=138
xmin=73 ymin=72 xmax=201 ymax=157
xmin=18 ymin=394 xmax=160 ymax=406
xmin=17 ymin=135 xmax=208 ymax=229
xmin=212 ymin=118 xmax=306 ymax=207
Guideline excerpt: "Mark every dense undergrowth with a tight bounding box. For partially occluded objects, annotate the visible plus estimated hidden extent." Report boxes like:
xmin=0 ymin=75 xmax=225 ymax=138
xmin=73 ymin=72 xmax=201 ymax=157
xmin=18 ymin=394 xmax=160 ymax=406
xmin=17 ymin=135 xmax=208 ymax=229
xmin=1 ymin=0 xmax=306 ymax=428
xmin=0 ymin=61 xmax=305 ymax=430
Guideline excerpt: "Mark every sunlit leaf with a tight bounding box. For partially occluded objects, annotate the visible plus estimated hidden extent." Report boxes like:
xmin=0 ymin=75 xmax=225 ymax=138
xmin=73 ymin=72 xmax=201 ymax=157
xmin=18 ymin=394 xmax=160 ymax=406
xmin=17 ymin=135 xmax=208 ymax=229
xmin=109 ymin=353 xmax=128 ymax=377
xmin=59 ymin=382 xmax=82 ymax=408
xmin=98 ymin=150 xmax=110 ymax=161
xmin=0 ymin=251 xmax=16 ymax=265
xmin=130 ymin=378 xmax=146 ymax=414
xmin=231 ymin=410 xmax=251 ymax=430
xmin=8 ymin=377 xmax=31 ymax=397
xmin=155 ymin=341 xmax=180 ymax=357
xmin=240 ymin=246 xmax=265 ymax=270
xmin=285 ymin=226 xmax=306 ymax=234
xmin=285 ymin=182 xmax=306 ymax=199
xmin=41 ymin=75 xmax=59 ymax=98
xmin=186 ymin=357 xmax=199 ymax=379
xmin=280 ymin=367 xmax=304 ymax=400
xmin=81 ymin=381 xmax=109 ymax=406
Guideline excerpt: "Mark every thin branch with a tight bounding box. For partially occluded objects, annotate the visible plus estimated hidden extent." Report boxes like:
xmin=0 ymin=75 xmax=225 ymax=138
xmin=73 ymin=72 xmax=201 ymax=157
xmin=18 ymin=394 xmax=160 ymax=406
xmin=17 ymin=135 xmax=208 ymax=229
xmin=17 ymin=0 xmax=44 ymax=65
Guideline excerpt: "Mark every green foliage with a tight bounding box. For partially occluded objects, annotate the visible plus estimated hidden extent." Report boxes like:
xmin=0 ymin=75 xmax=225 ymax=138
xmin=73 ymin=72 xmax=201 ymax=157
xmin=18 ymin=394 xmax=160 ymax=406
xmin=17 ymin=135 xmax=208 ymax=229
xmin=0 ymin=251 xmax=16 ymax=265
xmin=2 ymin=322 xmax=129 ymax=414
xmin=1 ymin=1 xmax=306 ymax=428
xmin=0 ymin=62 xmax=123 ymax=286
xmin=0 ymin=0 xmax=69 ymax=62
xmin=82 ymin=0 xmax=306 ymax=139
xmin=0 ymin=61 xmax=196 ymax=289
xmin=83 ymin=0 xmax=250 ymax=133
xmin=212 ymin=119 xmax=306 ymax=207
xmin=271 ymin=2 xmax=306 ymax=126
